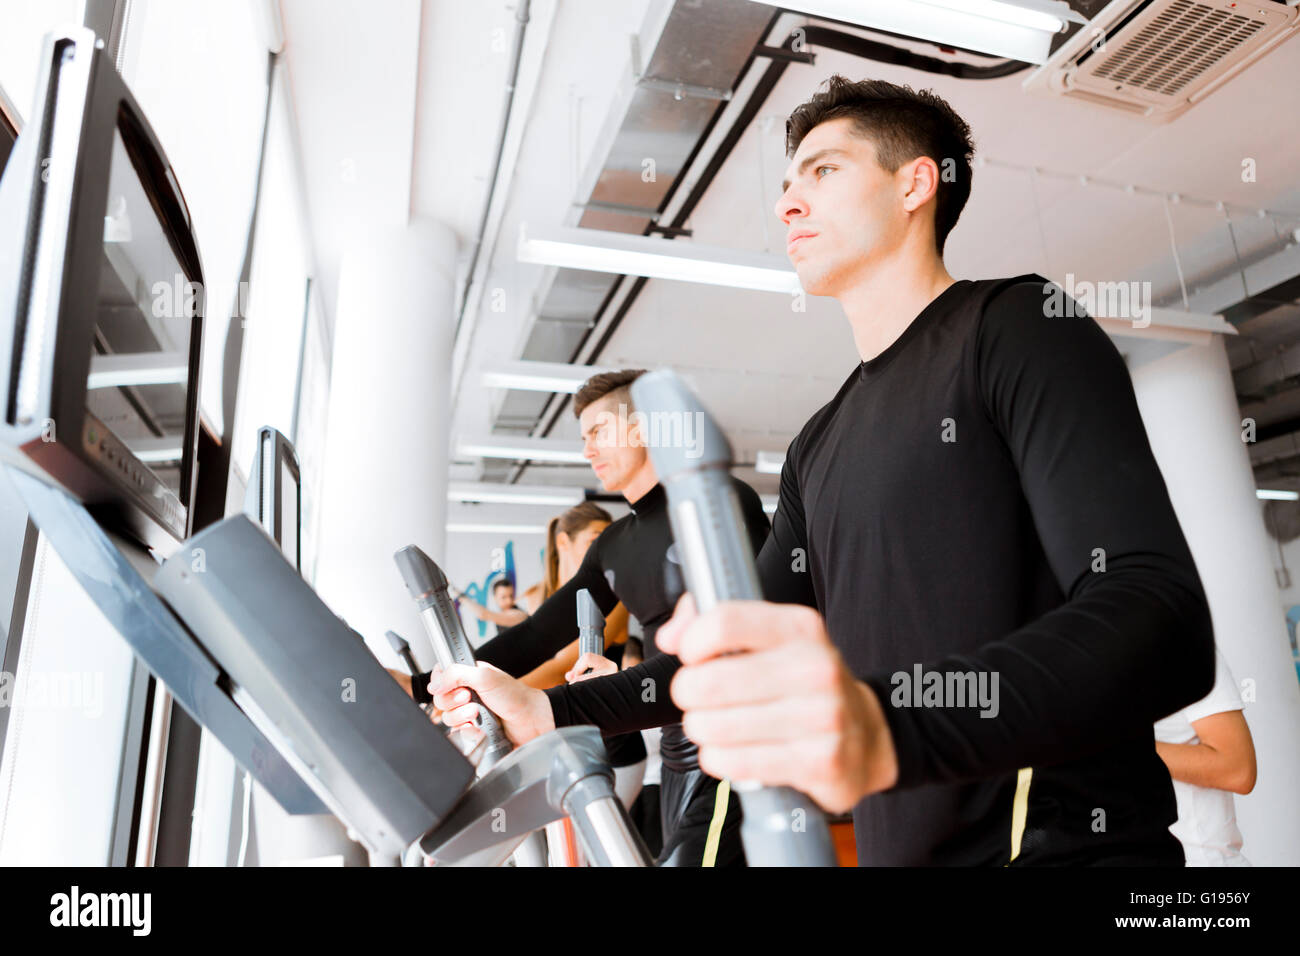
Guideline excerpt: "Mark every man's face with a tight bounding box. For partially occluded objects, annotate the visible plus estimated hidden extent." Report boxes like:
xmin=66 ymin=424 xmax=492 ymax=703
xmin=579 ymin=394 xmax=648 ymax=493
xmin=494 ymin=584 xmax=515 ymax=610
xmin=776 ymin=117 xmax=912 ymax=297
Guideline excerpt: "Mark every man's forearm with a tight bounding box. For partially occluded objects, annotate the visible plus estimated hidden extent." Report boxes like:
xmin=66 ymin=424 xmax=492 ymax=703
xmin=546 ymin=655 xmax=682 ymax=735
xmin=862 ymin=567 xmax=1215 ymax=791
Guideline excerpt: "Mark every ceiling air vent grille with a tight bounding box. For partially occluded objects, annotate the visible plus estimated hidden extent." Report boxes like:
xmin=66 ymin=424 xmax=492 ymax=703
xmin=1091 ymin=1 xmax=1266 ymax=95
xmin=1023 ymin=0 xmax=1299 ymax=122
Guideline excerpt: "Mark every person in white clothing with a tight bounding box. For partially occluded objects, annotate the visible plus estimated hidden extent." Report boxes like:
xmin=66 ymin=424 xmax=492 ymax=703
xmin=1153 ymin=646 xmax=1257 ymax=865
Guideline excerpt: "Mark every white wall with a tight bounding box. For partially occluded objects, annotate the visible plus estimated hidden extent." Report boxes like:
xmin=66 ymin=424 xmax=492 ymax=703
xmin=0 ymin=0 xmax=82 ymax=124
xmin=120 ymin=0 xmax=271 ymax=434
xmin=229 ymin=65 xmax=312 ymax=478
xmin=443 ymin=529 xmax=546 ymax=650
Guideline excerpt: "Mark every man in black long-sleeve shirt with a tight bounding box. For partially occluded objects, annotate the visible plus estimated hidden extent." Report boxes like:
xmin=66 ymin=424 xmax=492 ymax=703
xmin=653 ymin=77 xmax=1216 ymax=865
xmin=445 ymin=369 xmax=770 ymax=866
xmin=438 ymin=76 xmax=1215 ymax=865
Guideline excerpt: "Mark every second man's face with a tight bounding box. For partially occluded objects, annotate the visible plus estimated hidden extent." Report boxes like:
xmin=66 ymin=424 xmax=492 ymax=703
xmin=579 ymin=395 xmax=648 ymax=493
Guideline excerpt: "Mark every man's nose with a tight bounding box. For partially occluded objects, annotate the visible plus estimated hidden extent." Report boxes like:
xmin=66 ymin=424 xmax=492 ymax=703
xmin=776 ymin=186 xmax=807 ymax=223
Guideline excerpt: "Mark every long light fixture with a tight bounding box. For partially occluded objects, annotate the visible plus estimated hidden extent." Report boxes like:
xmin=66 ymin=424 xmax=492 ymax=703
xmin=88 ymin=352 xmax=188 ymax=390
xmin=1257 ymin=489 xmax=1299 ymax=501
xmin=447 ymin=482 xmax=588 ymax=506
xmin=455 ymin=435 xmax=587 ymax=465
xmin=754 ymin=450 xmax=785 ymax=475
xmin=752 ymin=0 xmax=1081 ymax=64
xmin=446 ymin=523 xmax=549 ymax=535
xmin=481 ymin=360 xmax=614 ymax=394
xmin=518 ymin=223 xmax=801 ymax=295
xmin=125 ymin=437 xmax=183 ymax=464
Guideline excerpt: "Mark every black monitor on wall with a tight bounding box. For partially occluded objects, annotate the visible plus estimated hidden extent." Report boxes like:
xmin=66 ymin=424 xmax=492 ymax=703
xmin=0 ymin=28 xmax=203 ymax=555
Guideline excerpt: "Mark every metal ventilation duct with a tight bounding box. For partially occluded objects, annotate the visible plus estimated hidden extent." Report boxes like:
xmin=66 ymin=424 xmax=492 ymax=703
xmin=481 ymin=0 xmax=776 ymax=480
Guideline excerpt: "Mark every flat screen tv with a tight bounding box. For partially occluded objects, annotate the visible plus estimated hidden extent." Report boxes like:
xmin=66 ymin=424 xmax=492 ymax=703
xmin=0 ymin=28 xmax=203 ymax=554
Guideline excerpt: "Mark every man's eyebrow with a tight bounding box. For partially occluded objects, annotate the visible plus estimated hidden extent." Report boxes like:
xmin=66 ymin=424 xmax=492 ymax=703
xmin=781 ymin=148 xmax=850 ymax=193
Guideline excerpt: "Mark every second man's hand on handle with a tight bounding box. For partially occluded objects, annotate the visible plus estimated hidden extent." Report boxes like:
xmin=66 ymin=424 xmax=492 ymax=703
xmin=566 ymin=652 xmax=618 ymax=684
xmin=429 ymin=660 xmax=555 ymax=748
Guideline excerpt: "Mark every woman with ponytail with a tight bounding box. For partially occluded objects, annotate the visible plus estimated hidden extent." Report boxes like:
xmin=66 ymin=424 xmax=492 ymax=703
xmin=519 ymin=501 xmax=629 ymax=690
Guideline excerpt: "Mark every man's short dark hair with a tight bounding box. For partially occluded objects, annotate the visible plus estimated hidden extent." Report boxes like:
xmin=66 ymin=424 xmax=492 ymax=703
xmin=785 ymin=75 xmax=974 ymax=256
xmin=491 ymin=577 xmax=513 ymax=593
xmin=573 ymin=369 xmax=648 ymax=418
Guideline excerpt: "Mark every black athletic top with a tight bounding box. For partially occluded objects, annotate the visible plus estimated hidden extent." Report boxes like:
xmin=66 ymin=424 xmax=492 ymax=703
xmin=754 ymin=275 xmax=1214 ymax=865
xmin=475 ymin=478 xmax=771 ymax=772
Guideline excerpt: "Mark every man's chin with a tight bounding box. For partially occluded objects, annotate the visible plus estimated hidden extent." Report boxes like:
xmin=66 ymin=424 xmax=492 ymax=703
xmin=794 ymin=264 xmax=833 ymax=297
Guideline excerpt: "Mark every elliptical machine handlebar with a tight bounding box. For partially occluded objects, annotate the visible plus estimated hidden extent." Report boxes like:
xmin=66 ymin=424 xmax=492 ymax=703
xmin=394 ymin=547 xmax=652 ymax=867
xmin=394 ymin=546 xmax=514 ymax=773
xmin=630 ymin=369 xmax=838 ymax=867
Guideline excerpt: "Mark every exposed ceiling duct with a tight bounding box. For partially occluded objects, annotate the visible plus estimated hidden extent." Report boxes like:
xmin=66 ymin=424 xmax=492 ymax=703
xmin=478 ymin=0 xmax=778 ymax=482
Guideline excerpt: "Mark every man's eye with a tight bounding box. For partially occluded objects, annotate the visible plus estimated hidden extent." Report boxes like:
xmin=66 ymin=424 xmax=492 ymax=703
xmin=816 ymin=165 xmax=833 ymax=178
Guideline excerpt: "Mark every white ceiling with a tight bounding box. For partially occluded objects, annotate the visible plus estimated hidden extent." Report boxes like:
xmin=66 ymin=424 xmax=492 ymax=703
xmin=278 ymin=0 xmax=1300 ymax=501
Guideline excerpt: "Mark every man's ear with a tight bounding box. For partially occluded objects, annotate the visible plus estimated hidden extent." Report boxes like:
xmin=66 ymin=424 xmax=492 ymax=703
xmin=901 ymin=156 xmax=939 ymax=213
xmin=625 ymin=411 xmax=645 ymax=449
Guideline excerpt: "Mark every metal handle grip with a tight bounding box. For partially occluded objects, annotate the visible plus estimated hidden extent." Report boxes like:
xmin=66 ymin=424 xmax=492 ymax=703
xmin=576 ymin=587 xmax=605 ymax=660
xmin=393 ymin=545 xmax=513 ymax=772
xmin=630 ymin=369 xmax=838 ymax=867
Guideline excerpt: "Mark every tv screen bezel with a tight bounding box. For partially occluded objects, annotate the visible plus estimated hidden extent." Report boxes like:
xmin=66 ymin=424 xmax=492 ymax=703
xmin=2 ymin=31 xmax=204 ymax=555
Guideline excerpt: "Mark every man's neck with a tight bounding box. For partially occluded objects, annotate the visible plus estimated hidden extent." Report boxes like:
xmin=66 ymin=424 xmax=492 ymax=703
xmin=837 ymin=249 xmax=956 ymax=363
xmin=620 ymin=462 xmax=659 ymax=505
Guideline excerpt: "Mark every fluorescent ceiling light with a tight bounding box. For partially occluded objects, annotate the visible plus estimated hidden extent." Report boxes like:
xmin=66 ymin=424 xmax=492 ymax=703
xmin=754 ymin=0 xmax=1080 ymax=64
xmin=456 ymin=435 xmax=587 ymax=465
xmin=126 ymin=437 xmax=183 ymax=463
xmin=518 ymin=224 xmax=801 ymax=295
xmin=755 ymin=450 xmax=785 ymax=475
xmin=482 ymin=360 xmax=614 ymax=394
xmin=1257 ymin=489 xmax=1299 ymax=501
xmin=448 ymin=482 xmax=588 ymax=507
xmin=446 ymin=523 xmax=549 ymax=535
xmin=88 ymin=352 xmax=188 ymax=390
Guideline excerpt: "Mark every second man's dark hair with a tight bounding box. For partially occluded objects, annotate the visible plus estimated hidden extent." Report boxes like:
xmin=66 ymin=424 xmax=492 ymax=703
xmin=573 ymin=369 xmax=648 ymax=418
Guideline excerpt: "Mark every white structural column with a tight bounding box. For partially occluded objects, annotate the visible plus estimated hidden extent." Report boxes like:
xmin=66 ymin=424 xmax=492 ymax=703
xmin=1129 ymin=335 xmax=1300 ymax=866
xmin=250 ymin=219 xmax=457 ymax=866
xmin=315 ymin=218 xmax=458 ymax=667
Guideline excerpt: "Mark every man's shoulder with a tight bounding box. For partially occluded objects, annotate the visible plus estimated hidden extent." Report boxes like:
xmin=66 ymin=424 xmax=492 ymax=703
xmin=974 ymin=272 xmax=1122 ymax=362
xmin=587 ymin=507 xmax=636 ymax=561
xmin=978 ymin=273 xmax=1054 ymax=319
xmin=727 ymin=474 xmax=762 ymax=503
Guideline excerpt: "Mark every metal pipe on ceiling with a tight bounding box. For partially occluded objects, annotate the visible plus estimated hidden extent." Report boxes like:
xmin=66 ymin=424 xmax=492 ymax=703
xmin=456 ymin=0 xmax=532 ymax=339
